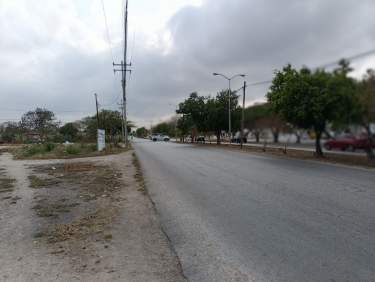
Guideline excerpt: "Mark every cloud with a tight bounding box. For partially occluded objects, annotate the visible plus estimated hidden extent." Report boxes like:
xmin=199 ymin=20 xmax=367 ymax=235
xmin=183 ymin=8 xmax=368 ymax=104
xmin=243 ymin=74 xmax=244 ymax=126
xmin=1 ymin=0 xmax=375 ymax=127
xmin=129 ymin=0 xmax=375 ymax=125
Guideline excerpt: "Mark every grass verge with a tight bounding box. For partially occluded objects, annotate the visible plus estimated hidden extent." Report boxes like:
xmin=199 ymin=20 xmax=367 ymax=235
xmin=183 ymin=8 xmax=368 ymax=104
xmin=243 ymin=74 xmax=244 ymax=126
xmin=132 ymin=152 xmax=146 ymax=194
xmin=12 ymin=143 xmax=128 ymax=160
xmin=187 ymin=142 xmax=375 ymax=168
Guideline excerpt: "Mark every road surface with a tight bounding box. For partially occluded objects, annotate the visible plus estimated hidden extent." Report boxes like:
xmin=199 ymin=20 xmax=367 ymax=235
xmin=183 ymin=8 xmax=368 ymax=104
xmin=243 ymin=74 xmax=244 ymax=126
xmin=134 ymin=139 xmax=375 ymax=282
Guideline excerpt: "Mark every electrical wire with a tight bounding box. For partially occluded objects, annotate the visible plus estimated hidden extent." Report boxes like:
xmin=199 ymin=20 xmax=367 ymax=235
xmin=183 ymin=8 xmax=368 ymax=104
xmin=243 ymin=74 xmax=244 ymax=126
xmin=100 ymin=0 xmax=115 ymax=64
xmin=246 ymin=48 xmax=375 ymax=87
xmin=98 ymin=0 xmax=126 ymax=109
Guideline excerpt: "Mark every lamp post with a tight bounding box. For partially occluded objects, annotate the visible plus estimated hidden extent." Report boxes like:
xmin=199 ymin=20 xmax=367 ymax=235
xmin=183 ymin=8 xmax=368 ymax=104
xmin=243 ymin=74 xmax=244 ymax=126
xmin=213 ymin=73 xmax=246 ymax=142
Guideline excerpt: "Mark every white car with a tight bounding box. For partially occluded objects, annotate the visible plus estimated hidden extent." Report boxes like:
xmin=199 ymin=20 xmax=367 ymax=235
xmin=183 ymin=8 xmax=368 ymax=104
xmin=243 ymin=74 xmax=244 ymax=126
xmin=152 ymin=134 xmax=170 ymax=142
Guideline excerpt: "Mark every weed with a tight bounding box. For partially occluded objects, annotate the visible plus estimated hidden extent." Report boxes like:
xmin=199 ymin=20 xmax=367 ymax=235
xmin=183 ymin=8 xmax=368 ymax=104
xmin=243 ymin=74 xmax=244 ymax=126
xmin=65 ymin=145 xmax=80 ymax=155
xmin=0 ymin=177 xmax=16 ymax=192
xmin=28 ymin=175 xmax=60 ymax=188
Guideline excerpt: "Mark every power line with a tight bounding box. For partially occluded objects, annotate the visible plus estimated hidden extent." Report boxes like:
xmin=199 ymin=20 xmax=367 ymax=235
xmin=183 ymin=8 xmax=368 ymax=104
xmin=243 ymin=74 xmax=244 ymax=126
xmin=0 ymin=108 xmax=93 ymax=113
xmin=246 ymin=48 xmax=375 ymax=87
xmin=100 ymin=0 xmax=115 ymax=64
xmin=99 ymin=0 xmax=127 ymax=109
xmin=316 ymin=49 xmax=375 ymax=70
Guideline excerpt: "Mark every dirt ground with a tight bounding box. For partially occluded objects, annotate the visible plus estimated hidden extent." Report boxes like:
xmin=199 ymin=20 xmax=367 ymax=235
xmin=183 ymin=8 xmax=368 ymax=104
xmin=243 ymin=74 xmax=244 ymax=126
xmin=0 ymin=148 xmax=186 ymax=282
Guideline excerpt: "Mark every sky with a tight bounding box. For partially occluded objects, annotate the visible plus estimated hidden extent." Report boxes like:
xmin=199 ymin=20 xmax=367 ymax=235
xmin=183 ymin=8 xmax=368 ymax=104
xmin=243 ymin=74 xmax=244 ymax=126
xmin=1 ymin=0 xmax=375 ymax=128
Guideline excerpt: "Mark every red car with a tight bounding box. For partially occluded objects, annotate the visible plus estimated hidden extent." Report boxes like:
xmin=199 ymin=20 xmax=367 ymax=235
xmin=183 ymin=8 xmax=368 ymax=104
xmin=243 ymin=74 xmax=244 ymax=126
xmin=324 ymin=135 xmax=375 ymax=151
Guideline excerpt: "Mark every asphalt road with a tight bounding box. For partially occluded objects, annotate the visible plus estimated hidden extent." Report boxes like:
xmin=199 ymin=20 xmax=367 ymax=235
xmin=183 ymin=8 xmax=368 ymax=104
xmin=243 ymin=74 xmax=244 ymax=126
xmin=133 ymin=139 xmax=375 ymax=282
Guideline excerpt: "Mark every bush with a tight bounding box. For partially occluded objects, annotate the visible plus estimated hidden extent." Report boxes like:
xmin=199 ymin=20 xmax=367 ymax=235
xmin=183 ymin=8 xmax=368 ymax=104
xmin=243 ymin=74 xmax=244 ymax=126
xmin=65 ymin=145 xmax=81 ymax=155
xmin=44 ymin=143 xmax=56 ymax=152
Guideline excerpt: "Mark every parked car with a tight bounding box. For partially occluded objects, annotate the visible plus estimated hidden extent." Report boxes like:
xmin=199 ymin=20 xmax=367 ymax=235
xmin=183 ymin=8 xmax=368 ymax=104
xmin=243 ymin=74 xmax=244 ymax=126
xmin=324 ymin=134 xmax=375 ymax=151
xmin=231 ymin=137 xmax=247 ymax=144
xmin=152 ymin=133 xmax=170 ymax=142
xmin=196 ymin=136 xmax=205 ymax=143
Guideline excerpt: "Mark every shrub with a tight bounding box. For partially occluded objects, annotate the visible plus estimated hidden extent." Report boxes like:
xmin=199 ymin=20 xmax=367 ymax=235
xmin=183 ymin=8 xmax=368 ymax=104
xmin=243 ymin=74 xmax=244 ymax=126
xmin=65 ymin=145 xmax=80 ymax=155
xmin=44 ymin=143 xmax=56 ymax=152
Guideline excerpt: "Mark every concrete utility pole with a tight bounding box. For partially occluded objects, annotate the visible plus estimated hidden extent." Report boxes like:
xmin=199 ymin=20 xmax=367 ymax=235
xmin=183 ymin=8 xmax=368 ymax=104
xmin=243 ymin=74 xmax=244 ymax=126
xmin=94 ymin=93 xmax=100 ymax=129
xmin=240 ymin=81 xmax=246 ymax=149
xmin=113 ymin=0 xmax=131 ymax=147
xmin=118 ymin=102 xmax=125 ymax=142
xmin=213 ymin=73 xmax=246 ymax=142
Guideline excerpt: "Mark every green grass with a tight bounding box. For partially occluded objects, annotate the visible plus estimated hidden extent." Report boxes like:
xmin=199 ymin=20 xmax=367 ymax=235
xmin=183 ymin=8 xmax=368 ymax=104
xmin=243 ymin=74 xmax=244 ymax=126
xmin=13 ymin=143 xmax=123 ymax=159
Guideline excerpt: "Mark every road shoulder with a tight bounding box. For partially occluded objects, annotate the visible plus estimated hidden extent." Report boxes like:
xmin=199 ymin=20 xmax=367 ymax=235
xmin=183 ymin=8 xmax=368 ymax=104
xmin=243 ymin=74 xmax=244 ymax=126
xmin=0 ymin=150 xmax=186 ymax=282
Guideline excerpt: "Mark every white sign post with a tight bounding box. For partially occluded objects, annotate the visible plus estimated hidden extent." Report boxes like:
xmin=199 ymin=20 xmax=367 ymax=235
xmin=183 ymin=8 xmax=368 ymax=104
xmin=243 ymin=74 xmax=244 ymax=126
xmin=97 ymin=129 xmax=106 ymax=151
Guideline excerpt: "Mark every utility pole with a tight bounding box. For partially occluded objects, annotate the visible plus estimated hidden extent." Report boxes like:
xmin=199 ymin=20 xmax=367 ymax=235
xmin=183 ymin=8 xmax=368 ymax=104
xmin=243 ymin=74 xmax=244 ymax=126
xmin=113 ymin=0 xmax=131 ymax=147
xmin=228 ymin=80 xmax=231 ymax=142
xmin=213 ymin=73 xmax=246 ymax=143
xmin=118 ymin=102 xmax=125 ymax=142
xmin=94 ymin=93 xmax=100 ymax=129
xmin=240 ymin=81 xmax=246 ymax=149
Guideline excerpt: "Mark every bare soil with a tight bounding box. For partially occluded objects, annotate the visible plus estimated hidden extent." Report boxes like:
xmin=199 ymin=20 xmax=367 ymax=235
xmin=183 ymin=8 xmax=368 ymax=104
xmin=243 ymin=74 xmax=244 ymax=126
xmin=0 ymin=148 xmax=185 ymax=282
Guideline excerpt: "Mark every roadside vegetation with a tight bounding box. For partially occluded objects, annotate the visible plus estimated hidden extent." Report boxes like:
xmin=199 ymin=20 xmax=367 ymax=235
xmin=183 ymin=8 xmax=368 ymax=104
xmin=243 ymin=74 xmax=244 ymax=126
xmin=149 ymin=60 xmax=374 ymax=164
xmin=13 ymin=143 xmax=127 ymax=160
xmin=0 ymin=107 xmax=134 ymax=159
xmin=0 ymin=108 xmax=134 ymax=160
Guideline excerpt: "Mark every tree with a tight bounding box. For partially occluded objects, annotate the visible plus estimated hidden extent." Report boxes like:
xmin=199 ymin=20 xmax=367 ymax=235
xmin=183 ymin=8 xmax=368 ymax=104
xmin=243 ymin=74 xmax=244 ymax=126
xmin=82 ymin=110 xmax=134 ymax=143
xmin=244 ymin=103 xmax=287 ymax=143
xmin=20 ymin=108 xmax=59 ymax=142
xmin=176 ymin=90 xmax=240 ymax=144
xmin=267 ymin=64 xmax=356 ymax=157
xmin=0 ymin=122 xmax=21 ymax=143
xmin=208 ymin=90 xmax=240 ymax=143
xmin=135 ymin=127 xmax=148 ymax=138
xmin=176 ymin=114 xmax=193 ymax=142
xmin=177 ymin=92 xmax=208 ymax=139
xmin=59 ymin=123 xmax=79 ymax=142
xmin=244 ymin=103 xmax=269 ymax=143
xmin=355 ymin=69 xmax=375 ymax=160
xmin=152 ymin=121 xmax=174 ymax=136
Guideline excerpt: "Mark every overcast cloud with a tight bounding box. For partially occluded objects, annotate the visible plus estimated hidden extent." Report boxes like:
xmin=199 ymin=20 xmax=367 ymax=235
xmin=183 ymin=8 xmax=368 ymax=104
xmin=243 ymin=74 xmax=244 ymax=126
xmin=1 ymin=0 xmax=375 ymax=127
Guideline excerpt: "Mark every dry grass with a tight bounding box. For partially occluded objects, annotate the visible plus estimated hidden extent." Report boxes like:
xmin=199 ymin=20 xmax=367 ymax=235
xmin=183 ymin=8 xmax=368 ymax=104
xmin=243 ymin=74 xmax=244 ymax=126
xmin=36 ymin=207 xmax=116 ymax=244
xmin=13 ymin=143 xmax=129 ymax=160
xmin=28 ymin=175 xmax=60 ymax=189
xmin=32 ymin=200 xmax=80 ymax=218
xmin=194 ymin=142 xmax=375 ymax=168
xmin=0 ymin=168 xmax=16 ymax=193
xmin=132 ymin=152 xmax=146 ymax=194
xmin=30 ymin=161 xmax=122 ymax=246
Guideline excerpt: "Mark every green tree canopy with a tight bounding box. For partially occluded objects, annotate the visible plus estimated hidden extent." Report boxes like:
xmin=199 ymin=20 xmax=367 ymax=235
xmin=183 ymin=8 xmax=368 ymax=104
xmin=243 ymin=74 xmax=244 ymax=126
xmin=355 ymin=69 xmax=375 ymax=159
xmin=267 ymin=64 xmax=356 ymax=156
xmin=59 ymin=122 xmax=79 ymax=142
xmin=135 ymin=127 xmax=149 ymax=138
xmin=176 ymin=90 xmax=240 ymax=143
xmin=82 ymin=110 xmax=134 ymax=143
xmin=20 ymin=108 xmax=59 ymax=142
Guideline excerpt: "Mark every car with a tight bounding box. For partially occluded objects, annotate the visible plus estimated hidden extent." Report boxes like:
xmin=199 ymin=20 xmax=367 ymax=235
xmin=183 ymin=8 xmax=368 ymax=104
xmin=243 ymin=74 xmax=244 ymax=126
xmin=196 ymin=136 xmax=205 ymax=143
xmin=152 ymin=133 xmax=170 ymax=142
xmin=231 ymin=137 xmax=247 ymax=144
xmin=324 ymin=134 xmax=375 ymax=151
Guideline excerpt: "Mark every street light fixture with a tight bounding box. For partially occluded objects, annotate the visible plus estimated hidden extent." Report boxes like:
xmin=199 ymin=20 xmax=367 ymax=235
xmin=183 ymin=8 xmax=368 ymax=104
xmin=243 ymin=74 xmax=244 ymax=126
xmin=213 ymin=73 xmax=246 ymax=142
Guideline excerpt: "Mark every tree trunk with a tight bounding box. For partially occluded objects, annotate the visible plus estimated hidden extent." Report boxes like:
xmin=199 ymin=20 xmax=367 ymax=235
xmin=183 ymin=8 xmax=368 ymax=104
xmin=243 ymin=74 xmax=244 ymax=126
xmin=216 ymin=132 xmax=221 ymax=144
xmin=254 ymin=132 xmax=260 ymax=143
xmin=272 ymin=130 xmax=279 ymax=143
xmin=364 ymin=126 xmax=374 ymax=161
xmin=295 ymin=132 xmax=301 ymax=144
xmin=315 ymin=130 xmax=323 ymax=157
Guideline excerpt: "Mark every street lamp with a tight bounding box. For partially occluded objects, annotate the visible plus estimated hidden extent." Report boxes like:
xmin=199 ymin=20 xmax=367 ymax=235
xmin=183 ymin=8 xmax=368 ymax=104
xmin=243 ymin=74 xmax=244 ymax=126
xmin=213 ymin=73 xmax=246 ymax=142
